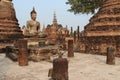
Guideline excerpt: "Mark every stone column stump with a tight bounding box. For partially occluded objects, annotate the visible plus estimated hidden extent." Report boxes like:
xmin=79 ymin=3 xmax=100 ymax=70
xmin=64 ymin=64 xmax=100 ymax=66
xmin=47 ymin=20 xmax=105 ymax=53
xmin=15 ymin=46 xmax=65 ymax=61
xmin=68 ymin=40 xmax=74 ymax=57
xmin=5 ymin=46 xmax=11 ymax=57
xmin=77 ymin=26 xmax=80 ymax=41
xmin=17 ymin=39 xmax=28 ymax=66
xmin=74 ymin=31 xmax=76 ymax=43
xmin=106 ymin=47 xmax=115 ymax=65
xmin=52 ymin=57 xmax=68 ymax=80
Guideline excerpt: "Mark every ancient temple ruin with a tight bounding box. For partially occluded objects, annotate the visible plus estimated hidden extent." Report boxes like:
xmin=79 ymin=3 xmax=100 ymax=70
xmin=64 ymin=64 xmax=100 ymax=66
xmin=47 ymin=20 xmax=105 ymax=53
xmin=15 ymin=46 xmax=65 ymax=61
xmin=80 ymin=0 xmax=120 ymax=56
xmin=0 ymin=0 xmax=23 ymax=49
xmin=43 ymin=12 xmax=69 ymax=45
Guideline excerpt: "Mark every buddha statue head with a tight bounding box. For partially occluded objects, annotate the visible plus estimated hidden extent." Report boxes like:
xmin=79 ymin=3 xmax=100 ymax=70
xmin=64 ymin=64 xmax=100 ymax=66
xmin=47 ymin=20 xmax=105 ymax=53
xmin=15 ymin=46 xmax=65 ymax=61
xmin=30 ymin=7 xmax=37 ymax=21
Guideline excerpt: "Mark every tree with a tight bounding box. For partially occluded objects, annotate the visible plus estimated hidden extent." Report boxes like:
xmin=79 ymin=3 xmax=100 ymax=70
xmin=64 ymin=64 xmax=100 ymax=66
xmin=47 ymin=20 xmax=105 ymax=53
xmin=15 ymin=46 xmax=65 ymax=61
xmin=66 ymin=0 xmax=105 ymax=14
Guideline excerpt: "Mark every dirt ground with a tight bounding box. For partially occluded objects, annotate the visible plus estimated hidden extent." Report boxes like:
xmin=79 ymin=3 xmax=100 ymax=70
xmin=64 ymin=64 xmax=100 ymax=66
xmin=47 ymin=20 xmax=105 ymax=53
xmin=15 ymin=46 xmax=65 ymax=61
xmin=0 ymin=52 xmax=120 ymax=80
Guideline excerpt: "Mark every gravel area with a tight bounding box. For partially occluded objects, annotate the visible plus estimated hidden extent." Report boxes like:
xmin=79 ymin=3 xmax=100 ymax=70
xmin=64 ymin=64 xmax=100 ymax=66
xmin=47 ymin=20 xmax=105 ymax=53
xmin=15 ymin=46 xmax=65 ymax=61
xmin=0 ymin=52 xmax=120 ymax=80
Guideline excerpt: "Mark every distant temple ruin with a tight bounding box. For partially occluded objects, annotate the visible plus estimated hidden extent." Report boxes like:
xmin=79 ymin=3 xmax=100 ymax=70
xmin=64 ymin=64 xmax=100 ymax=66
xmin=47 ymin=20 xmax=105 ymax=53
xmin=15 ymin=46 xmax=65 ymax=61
xmin=79 ymin=0 xmax=120 ymax=56
xmin=42 ymin=11 xmax=69 ymax=45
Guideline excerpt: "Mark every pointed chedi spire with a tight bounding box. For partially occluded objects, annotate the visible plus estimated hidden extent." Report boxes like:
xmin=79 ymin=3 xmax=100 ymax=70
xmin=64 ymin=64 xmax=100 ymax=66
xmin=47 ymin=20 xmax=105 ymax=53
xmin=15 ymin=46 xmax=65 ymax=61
xmin=53 ymin=11 xmax=57 ymax=26
xmin=66 ymin=25 xmax=68 ymax=29
xmin=43 ymin=24 xmax=45 ymax=29
xmin=42 ymin=24 xmax=46 ymax=33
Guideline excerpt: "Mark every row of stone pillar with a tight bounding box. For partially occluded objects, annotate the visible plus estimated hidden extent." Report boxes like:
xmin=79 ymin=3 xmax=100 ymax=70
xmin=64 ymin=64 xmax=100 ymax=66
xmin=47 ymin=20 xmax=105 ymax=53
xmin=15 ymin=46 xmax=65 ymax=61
xmin=70 ymin=26 xmax=80 ymax=43
xmin=6 ymin=39 xmax=115 ymax=80
xmin=52 ymin=40 xmax=115 ymax=80
xmin=5 ymin=39 xmax=74 ymax=67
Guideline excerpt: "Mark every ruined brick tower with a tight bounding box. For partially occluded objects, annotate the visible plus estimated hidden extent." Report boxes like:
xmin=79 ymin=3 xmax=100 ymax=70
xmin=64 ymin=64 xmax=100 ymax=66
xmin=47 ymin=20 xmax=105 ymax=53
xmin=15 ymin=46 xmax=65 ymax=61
xmin=0 ymin=0 xmax=23 ymax=48
xmin=83 ymin=0 xmax=120 ymax=56
xmin=48 ymin=11 xmax=58 ymax=44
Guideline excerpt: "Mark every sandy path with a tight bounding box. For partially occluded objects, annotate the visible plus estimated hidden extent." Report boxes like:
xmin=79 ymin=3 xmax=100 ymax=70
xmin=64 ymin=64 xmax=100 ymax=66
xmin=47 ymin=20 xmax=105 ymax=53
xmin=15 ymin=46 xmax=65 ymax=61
xmin=0 ymin=53 xmax=120 ymax=80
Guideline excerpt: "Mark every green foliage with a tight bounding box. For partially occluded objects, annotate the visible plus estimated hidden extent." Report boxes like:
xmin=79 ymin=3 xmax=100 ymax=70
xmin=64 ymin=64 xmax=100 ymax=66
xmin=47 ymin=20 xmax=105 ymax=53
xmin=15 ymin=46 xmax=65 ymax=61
xmin=66 ymin=0 xmax=105 ymax=14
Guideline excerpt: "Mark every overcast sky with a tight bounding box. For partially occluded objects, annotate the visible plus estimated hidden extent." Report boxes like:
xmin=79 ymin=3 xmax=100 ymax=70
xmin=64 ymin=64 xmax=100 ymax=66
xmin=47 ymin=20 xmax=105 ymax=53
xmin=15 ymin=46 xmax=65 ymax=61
xmin=13 ymin=0 xmax=93 ymax=31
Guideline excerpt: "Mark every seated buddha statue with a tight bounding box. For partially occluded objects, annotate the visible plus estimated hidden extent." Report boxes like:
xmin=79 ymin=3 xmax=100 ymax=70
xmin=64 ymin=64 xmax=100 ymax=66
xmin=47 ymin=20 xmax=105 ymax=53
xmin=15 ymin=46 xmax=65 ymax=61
xmin=26 ymin=7 xmax=40 ymax=35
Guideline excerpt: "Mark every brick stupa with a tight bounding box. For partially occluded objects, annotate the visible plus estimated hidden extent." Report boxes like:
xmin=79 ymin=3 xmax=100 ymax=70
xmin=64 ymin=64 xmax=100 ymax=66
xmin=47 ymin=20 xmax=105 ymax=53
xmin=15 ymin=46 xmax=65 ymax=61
xmin=0 ymin=0 xmax=23 ymax=48
xmin=83 ymin=0 xmax=120 ymax=55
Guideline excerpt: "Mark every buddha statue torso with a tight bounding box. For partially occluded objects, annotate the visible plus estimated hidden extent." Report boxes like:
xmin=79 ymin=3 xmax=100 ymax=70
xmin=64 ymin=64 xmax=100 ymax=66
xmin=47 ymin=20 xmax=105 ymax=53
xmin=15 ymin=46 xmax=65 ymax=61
xmin=27 ymin=20 xmax=40 ymax=34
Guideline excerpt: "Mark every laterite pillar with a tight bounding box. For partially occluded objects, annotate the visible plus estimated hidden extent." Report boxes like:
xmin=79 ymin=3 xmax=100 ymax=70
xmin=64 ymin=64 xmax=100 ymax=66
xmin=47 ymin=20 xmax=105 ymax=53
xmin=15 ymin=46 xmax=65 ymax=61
xmin=106 ymin=47 xmax=115 ymax=65
xmin=68 ymin=40 xmax=74 ymax=57
xmin=52 ymin=57 xmax=68 ymax=80
xmin=17 ymin=39 xmax=28 ymax=66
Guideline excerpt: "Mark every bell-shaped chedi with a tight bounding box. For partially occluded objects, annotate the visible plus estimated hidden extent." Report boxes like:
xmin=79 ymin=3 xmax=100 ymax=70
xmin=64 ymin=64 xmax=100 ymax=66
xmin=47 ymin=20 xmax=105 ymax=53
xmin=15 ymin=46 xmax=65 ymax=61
xmin=83 ymin=0 xmax=120 ymax=55
xmin=85 ymin=0 xmax=120 ymax=36
xmin=0 ymin=0 xmax=23 ymax=47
